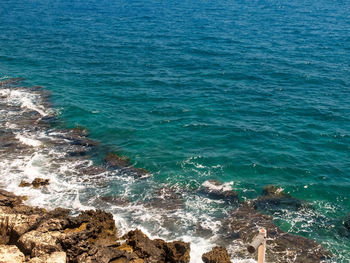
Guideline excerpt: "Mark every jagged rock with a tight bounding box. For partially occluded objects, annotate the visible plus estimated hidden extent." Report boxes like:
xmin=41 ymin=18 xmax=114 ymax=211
xmin=0 ymin=244 xmax=25 ymax=263
xmin=165 ymin=241 xmax=190 ymax=263
xmin=202 ymin=246 xmax=231 ymax=263
xmin=60 ymin=210 xmax=118 ymax=262
xmin=104 ymin=153 xmax=130 ymax=168
xmin=200 ymin=180 xmax=238 ymax=202
xmin=32 ymin=178 xmax=50 ymax=188
xmin=253 ymin=185 xmax=304 ymax=210
xmin=220 ymin=203 xmax=330 ymax=263
xmin=0 ymin=208 xmax=43 ymax=243
xmin=123 ymin=229 xmax=165 ymax=262
xmin=0 ymin=189 xmax=26 ymax=207
xmin=17 ymin=230 xmax=63 ymax=257
xmin=27 ymin=251 xmax=67 ymax=263
xmin=19 ymin=180 xmax=31 ymax=187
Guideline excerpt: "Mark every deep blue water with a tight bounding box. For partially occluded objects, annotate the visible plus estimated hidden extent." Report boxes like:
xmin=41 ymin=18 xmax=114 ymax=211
xmin=1 ymin=0 xmax=350 ymax=261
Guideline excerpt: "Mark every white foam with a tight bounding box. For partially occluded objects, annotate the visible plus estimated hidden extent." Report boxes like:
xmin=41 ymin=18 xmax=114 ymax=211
xmin=202 ymin=180 xmax=234 ymax=192
xmin=15 ymin=133 xmax=42 ymax=147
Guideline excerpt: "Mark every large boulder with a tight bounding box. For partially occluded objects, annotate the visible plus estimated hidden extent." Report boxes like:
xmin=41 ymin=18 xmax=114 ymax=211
xmin=202 ymin=246 xmax=231 ymax=263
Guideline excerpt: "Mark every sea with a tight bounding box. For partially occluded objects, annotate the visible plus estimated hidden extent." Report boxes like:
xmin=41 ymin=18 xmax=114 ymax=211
xmin=0 ymin=0 xmax=349 ymax=262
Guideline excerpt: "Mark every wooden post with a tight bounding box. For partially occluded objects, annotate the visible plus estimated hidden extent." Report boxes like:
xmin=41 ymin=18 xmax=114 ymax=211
xmin=257 ymin=228 xmax=267 ymax=263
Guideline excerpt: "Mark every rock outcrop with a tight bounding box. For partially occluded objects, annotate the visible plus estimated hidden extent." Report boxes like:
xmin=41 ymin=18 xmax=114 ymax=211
xmin=0 ymin=189 xmax=191 ymax=263
xmin=202 ymin=246 xmax=231 ymax=263
xmin=220 ymin=202 xmax=330 ymax=263
xmin=253 ymin=185 xmax=304 ymax=211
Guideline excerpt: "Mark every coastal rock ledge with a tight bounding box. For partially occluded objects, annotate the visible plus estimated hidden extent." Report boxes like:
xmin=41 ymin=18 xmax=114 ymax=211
xmin=0 ymin=189 xmax=190 ymax=263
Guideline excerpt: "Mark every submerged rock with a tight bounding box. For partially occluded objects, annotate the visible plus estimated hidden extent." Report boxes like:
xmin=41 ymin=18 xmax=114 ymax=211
xmin=344 ymin=213 xmax=350 ymax=231
xmin=253 ymin=185 xmax=304 ymax=211
xmin=200 ymin=180 xmax=238 ymax=203
xmin=146 ymin=187 xmax=183 ymax=211
xmin=104 ymin=153 xmax=131 ymax=168
xmin=202 ymin=246 xmax=231 ymax=263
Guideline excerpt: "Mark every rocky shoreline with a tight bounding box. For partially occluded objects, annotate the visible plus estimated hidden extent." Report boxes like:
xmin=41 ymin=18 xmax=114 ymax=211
xmin=0 ymin=78 xmax=338 ymax=262
xmin=0 ymin=187 xmax=332 ymax=263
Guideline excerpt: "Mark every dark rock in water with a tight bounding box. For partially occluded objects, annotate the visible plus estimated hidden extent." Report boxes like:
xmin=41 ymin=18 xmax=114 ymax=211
xmin=200 ymin=180 xmax=238 ymax=203
xmin=202 ymin=246 xmax=231 ymax=263
xmin=19 ymin=180 xmax=31 ymax=187
xmin=146 ymin=187 xmax=183 ymax=211
xmin=99 ymin=196 xmax=131 ymax=207
xmin=0 ymin=78 xmax=24 ymax=86
xmin=165 ymin=241 xmax=190 ymax=263
xmin=220 ymin=203 xmax=330 ymax=263
xmin=124 ymin=166 xmax=150 ymax=178
xmin=31 ymin=178 xmax=50 ymax=188
xmin=253 ymin=185 xmax=304 ymax=211
xmin=104 ymin=153 xmax=131 ymax=168
xmin=344 ymin=213 xmax=350 ymax=231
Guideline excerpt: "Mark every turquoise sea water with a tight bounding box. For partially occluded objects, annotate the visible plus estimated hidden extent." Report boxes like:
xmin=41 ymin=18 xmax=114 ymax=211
xmin=1 ymin=0 xmax=350 ymax=261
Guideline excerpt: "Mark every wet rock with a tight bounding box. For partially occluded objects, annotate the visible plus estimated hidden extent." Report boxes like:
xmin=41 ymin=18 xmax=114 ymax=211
xmin=220 ymin=203 xmax=330 ymax=263
xmin=104 ymin=153 xmax=131 ymax=168
xmin=32 ymin=178 xmax=50 ymax=188
xmin=165 ymin=241 xmax=190 ymax=263
xmin=200 ymin=180 xmax=238 ymax=203
xmin=0 ymin=77 xmax=24 ymax=86
xmin=0 ymin=244 xmax=25 ymax=263
xmin=253 ymin=185 xmax=304 ymax=211
xmin=99 ymin=196 xmax=131 ymax=207
xmin=202 ymin=246 xmax=231 ymax=263
xmin=19 ymin=180 xmax=31 ymax=187
xmin=123 ymin=229 xmax=165 ymax=262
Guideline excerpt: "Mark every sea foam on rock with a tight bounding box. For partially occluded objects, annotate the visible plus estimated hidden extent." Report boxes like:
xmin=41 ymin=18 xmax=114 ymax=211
xmin=200 ymin=180 xmax=238 ymax=203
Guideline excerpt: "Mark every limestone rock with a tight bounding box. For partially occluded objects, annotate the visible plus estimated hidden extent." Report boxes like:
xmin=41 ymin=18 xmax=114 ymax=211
xmin=202 ymin=246 xmax=231 ymax=263
xmin=165 ymin=241 xmax=190 ymax=263
xmin=28 ymin=252 xmax=66 ymax=263
xmin=124 ymin=229 xmax=165 ymax=262
xmin=0 ymin=245 xmax=25 ymax=263
xmin=0 ymin=189 xmax=25 ymax=207
xmin=17 ymin=230 xmax=63 ymax=257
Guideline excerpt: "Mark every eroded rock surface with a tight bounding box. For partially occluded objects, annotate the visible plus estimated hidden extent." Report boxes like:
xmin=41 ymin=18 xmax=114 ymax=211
xmin=221 ymin=203 xmax=330 ymax=263
xmin=202 ymin=246 xmax=231 ymax=263
xmin=200 ymin=180 xmax=238 ymax=203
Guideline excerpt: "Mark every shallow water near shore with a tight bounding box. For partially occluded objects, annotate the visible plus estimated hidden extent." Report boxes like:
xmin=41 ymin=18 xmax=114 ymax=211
xmin=1 ymin=0 xmax=350 ymax=261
